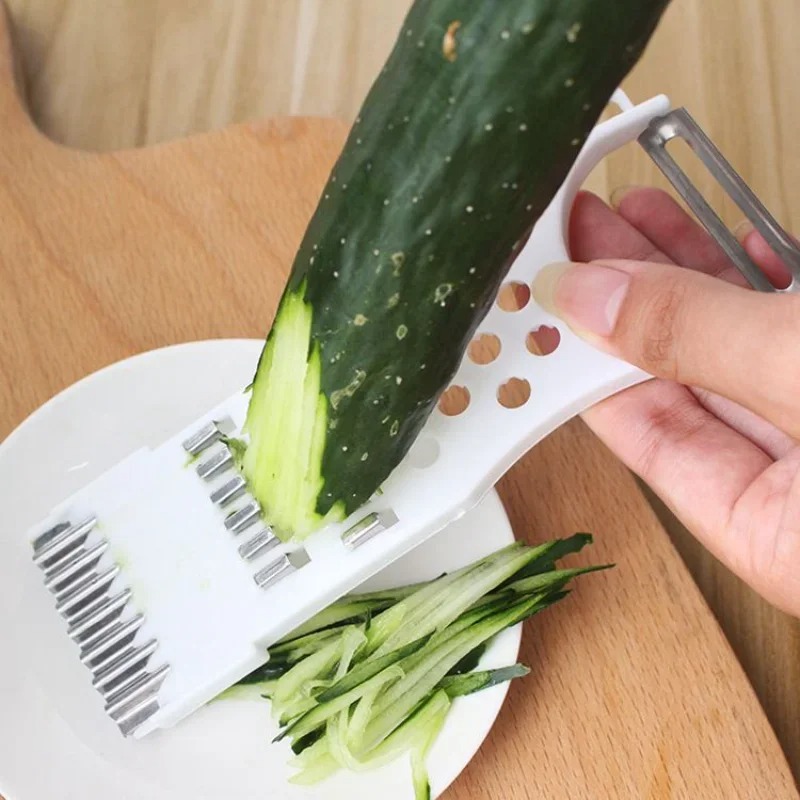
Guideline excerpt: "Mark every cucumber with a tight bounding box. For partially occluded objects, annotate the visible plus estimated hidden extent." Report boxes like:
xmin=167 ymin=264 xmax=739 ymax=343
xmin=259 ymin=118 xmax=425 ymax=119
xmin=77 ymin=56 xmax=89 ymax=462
xmin=243 ymin=0 xmax=670 ymax=539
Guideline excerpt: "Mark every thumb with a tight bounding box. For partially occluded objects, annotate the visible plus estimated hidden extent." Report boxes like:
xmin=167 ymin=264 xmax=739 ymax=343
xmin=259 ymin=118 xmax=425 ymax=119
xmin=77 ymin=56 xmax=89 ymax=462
xmin=532 ymin=259 xmax=800 ymax=439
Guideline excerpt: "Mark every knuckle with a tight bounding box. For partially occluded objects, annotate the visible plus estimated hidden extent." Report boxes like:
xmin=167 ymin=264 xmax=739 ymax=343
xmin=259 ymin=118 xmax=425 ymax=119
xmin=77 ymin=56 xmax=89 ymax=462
xmin=632 ymin=389 xmax=706 ymax=481
xmin=623 ymin=276 xmax=688 ymax=380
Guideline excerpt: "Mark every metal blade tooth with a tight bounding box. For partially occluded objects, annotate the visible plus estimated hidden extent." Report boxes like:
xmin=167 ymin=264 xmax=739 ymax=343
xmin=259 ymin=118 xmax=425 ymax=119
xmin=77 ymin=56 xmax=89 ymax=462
xmin=86 ymin=636 xmax=141 ymax=675
xmin=106 ymin=664 xmax=170 ymax=719
xmin=91 ymin=642 xmax=133 ymax=680
xmin=93 ymin=640 xmax=158 ymax=690
xmin=55 ymin=566 xmax=119 ymax=616
xmin=41 ymin=544 xmax=89 ymax=577
xmin=116 ymin=696 xmax=161 ymax=738
xmin=182 ymin=422 xmax=222 ymax=455
xmin=210 ymin=475 xmax=246 ymax=507
xmin=45 ymin=540 xmax=109 ymax=592
xmin=54 ymin=570 xmax=97 ymax=604
xmin=254 ymin=555 xmax=292 ymax=589
xmin=78 ymin=611 xmax=132 ymax=654
xmin=44 ymin=538 xmax=107 ymax=582
xmin=238 ymin=528 xmax=278 ymax=561
xmin=224 ymin=500 xmax=261 ymax=534
xmin=31 ymin=522 xmax=70 ymax=554
xmin=68 ymin=590 xmax=131 ymax=642
xmin=254 ymin=550 xmax=309 ymax=589
xmin=66 ymin=589 xmax=111 ymax=621
xmin=93 ymin=639 xmax=159 ymax=692
xmin=196 ymin=446 xmax=234 ymax=480
xmin=80 ymin=615 xmax=144 ymax=666
xmin=341 ymin=509 xmax=399 ymax=550
xmin=67 ymin=594 xmax=110 ymax=635
xmin=33 ymin=517 xmax=97 ymax=568
xmin=100 ymin=662 xmax=154 ymax=699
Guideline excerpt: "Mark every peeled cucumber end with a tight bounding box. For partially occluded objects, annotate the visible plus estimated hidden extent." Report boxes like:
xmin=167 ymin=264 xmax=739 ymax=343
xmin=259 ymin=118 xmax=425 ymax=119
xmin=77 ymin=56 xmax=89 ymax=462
xmin=243 ymin=288 xmax=345 ymax=540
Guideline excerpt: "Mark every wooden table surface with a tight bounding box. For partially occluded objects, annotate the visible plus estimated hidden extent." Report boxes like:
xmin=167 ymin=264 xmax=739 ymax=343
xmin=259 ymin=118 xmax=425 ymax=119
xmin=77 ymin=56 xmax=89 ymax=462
xmin=2 ymin=0 xmax=798 ymax=790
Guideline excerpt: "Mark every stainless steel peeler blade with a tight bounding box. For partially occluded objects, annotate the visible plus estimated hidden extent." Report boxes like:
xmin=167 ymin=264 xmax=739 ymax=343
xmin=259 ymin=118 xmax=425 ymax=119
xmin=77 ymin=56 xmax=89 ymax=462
xmin=639 ymin=107 xmax=800 ymax=293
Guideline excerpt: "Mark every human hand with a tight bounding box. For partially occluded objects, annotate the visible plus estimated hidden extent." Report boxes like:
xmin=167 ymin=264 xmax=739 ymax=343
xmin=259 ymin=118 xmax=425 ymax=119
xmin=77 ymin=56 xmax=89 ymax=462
xmin=531 ymin=187 xmax=800 ymax=617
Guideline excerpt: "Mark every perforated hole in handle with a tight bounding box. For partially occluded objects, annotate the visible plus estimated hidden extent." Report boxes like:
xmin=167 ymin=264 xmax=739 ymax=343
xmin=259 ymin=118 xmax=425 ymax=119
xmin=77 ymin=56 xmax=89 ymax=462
xmin=526 ymin=326 xmax=561 ymax=356
xmin=468 ymin=333 xmax=502 ymax=365
xmin=406 ymin=437 xmax=440 ymax=469
xmin=497 ymin=378 xmax=531 ymax=409
xmin=496 ymin=282 xmax=530 ymax=311
xmin=438 ymin=385 xmax=470 ymax=416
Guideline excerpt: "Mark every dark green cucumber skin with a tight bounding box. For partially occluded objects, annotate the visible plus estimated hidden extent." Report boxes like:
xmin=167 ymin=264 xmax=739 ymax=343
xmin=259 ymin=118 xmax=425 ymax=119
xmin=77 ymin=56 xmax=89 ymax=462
xmin=259 ymin=0 xmax=671 ymax=517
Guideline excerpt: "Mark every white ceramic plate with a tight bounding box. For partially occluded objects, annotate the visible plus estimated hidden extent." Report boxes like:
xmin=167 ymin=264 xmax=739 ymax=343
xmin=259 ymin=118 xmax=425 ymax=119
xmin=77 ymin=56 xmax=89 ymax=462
xmin=0 ymin=339 xmax=520 ymax=800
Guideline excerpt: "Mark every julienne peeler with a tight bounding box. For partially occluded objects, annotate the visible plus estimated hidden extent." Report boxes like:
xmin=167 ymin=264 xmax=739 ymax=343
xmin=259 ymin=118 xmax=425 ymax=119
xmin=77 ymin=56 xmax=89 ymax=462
xmin=23 ymin=89 xmax=800 ymax=740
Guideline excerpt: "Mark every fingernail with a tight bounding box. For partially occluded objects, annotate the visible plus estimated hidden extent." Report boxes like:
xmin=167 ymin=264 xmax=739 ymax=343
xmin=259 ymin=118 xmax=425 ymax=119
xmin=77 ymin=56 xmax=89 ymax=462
xmin=609 ymin=185 xmax=637 ymax=210
xmin=532 ymin=262 xmax=631 ymax=337
xmin=733 ymin=219 xmax=754 ymax=243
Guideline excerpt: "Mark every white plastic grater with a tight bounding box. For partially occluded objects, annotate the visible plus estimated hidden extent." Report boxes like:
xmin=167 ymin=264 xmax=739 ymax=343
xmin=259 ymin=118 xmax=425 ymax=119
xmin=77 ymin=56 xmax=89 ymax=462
xmin=28 ymin=89 xmax=792 ymax=741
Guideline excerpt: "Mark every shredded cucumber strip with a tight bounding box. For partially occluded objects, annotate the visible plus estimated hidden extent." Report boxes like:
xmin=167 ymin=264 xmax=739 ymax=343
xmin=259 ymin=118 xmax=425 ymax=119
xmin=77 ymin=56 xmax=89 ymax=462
xmin=279 ymin=665 xmax=405 ymax=743
xmin=410 ymin=691 xmax=450 ymax=800
xmin=367 ymin=543 xmax=536 ymax=658
xmin=288 ymin=738 xmax=340 ymax=786
xmin=316 ymin=636 xmax=429 ymax=703
xmin=362 ymin=596 xmax=544 ymax=751
xmin=271 ymin=626 xmax=357 ymax=723
xmin=439 ymin=664 xmax=530 ymax=698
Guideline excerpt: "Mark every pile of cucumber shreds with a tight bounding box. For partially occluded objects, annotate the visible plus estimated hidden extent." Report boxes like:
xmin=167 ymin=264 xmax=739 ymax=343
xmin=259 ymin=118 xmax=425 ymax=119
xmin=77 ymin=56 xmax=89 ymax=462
xmin=233 ymin=535 xmax=609 ymax=799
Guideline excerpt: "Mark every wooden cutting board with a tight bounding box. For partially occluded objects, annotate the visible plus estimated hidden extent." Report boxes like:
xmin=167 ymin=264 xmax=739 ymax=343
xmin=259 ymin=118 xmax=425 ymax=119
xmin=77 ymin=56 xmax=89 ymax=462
xmin=0 ymin=4 xmax=795 ymax=798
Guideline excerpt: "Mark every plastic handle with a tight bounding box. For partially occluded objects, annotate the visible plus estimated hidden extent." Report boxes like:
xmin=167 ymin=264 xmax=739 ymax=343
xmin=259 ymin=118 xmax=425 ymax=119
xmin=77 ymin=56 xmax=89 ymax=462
xmin=553 ymin=91 xmax=672 ymax=256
